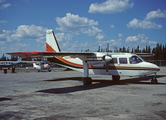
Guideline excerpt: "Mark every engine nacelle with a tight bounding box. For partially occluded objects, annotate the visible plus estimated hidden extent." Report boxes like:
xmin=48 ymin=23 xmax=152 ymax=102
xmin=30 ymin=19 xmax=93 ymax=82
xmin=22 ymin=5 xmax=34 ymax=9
xmin=103 ymin=55 xmax=112 ymax=62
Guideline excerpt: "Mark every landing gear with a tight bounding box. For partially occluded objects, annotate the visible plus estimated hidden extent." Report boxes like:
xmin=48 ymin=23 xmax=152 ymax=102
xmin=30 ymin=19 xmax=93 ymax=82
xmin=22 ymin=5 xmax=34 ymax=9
xmin=151 ymin=78 xmax=158 ymax=84
xmin=112 ymin=75 xmax=120 ymax=82
xmin=82 ymin=77 xmax=92 ymax=85
xmin=82 ymin=61 xmax=93 ymax=85
xmin=151 ymin=73 xmax=158 ymax=84
xmin=11 ymin=67 xmax=15 ymax=73
xmin=48 ymin=69 xmax=51 ymax=72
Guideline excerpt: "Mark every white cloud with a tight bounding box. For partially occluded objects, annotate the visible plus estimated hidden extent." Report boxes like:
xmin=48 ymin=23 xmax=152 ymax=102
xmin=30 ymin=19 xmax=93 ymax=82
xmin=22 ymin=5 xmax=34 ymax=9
xmin=0 ymin=20 xmax=7 ymax=24
xmin=0 ymin=3 xmax=11 ymax=9
xmin=127 ymin=18 xmax=162 ymax=29
xmin=145 ymin=9 xmax=166 ymax=20
xmin=0 ymin=29 xmax=11 ymax=42
xmin=0 ymin=0 xmax=5 ymax=4
xmin=36 ymin=36 xmax=46 ymax=44
xmin=60 ymin=40 xmax=93 ymax=52
xmin=55 ymin=33 xmax=73 ymax=41
xmin=125 ymin=34 xmax=149 ymax=43
xmin=81 ymin=26 xmax=102 ymax=36
xmin=11 ymin=25 xmax=47 ymax=43
xmin=110 ymin=25 xmax=115 ymax=28
xmin=88 ymin=0 xmax=134 ymax=14
xmin=118 ymin=33 xmax=123 ymax=37
xmin=96 ymin=33 xmax=105 ymax=40
xmin=55 ymin=13 xmax=98 ymax=31
xmin=55 ymin=13 xmax=105 ymax=40
xmin=127 ymin=9 xmax=166 ymax=30
xmin=98 ymin=39 xmax=122 ymax=48
xmin=0 ymin=41 xmax=5 ymax=45
xmin=148 ymin=41 xmax=157 ymax=45
xmin=8 ymin=43 xmax=30 ymax=52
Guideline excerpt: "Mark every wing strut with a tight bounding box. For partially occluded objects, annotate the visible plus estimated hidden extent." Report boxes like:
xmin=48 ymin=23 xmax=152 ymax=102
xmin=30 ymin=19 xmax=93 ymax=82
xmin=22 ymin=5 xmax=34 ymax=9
xmin=83 ymin=61 xmax=89 ymax=77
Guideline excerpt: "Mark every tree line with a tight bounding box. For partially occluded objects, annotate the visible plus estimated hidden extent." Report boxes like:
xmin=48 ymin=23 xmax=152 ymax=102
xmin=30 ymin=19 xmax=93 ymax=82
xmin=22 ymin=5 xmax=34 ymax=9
xmin=97 ymin=43 xmax=166 ymax=60
xmin=1 ymin=43 xmax=166 ymax=61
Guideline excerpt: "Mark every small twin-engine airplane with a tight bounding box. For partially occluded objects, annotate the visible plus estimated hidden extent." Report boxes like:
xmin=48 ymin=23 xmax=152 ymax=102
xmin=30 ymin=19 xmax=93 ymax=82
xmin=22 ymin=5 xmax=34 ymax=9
xmin=0 ymin=57 xmax=22 ymax=70
xmin=7 ymin=30 xmax=160 ymax=85
xmin=33 ymin=61 xmax=51 ymax=72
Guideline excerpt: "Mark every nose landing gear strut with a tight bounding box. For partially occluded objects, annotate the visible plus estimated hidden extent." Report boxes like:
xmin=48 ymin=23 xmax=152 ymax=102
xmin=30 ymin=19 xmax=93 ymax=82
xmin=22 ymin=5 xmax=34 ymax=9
xmin=151 ymin=73 xmax=158 ymax=84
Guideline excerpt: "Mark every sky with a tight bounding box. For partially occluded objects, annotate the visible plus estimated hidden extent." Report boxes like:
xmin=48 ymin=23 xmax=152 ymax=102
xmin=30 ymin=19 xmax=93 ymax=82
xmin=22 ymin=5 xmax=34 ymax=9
xmin=0 ymin=0 xmax=166 ymax=57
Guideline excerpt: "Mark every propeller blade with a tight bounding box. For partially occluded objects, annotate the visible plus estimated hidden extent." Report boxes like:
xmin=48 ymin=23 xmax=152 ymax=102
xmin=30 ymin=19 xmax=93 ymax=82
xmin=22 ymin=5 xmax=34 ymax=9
xmin=106 ymin=62 xmax=109 ymax=72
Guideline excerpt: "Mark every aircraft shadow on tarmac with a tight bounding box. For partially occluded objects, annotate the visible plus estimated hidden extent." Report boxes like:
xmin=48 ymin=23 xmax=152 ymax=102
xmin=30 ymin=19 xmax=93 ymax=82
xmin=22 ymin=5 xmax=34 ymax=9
xmin=37 ymin=75 xmax=166 ymax=94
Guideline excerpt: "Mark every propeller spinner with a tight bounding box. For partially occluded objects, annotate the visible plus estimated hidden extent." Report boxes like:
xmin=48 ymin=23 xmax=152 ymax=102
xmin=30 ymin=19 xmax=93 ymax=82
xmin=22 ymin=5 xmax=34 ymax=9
xmin=103 ymin=55 xmax=112 ymax=72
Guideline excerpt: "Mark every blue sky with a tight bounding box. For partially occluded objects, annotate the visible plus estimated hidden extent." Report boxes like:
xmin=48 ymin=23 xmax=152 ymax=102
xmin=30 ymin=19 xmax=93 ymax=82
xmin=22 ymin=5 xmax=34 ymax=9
xmin=0 ymin=0 xmax=166 ymax=56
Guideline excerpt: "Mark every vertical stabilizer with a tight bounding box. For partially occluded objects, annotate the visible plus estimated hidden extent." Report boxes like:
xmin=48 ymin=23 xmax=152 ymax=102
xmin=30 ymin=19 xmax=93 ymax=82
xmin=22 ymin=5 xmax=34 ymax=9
xmin=46 ymin=30 xmax=61 ymax=52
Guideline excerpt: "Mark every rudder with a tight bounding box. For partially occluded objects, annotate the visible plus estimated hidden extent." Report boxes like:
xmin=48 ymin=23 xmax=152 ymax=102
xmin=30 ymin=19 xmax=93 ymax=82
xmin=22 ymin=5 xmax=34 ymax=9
xmin=46 ymin=30 xmax=61 ymax=52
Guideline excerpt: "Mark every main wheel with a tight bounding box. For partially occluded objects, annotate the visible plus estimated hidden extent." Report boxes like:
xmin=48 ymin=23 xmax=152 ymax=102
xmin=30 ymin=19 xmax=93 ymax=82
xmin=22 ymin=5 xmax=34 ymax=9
xmin=112 ymin=75 xmax=120 ymax=82
xmin=82 ymin=77 xmax=92 ymax=85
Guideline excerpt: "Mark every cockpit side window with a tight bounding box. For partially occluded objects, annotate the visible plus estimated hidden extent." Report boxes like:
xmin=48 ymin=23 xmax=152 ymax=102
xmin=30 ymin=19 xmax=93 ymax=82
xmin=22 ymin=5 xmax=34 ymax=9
xmin=119 ymin=58 xmax=127 ymax=64
xmin=129 ymin=56 xmax=143 ymax=64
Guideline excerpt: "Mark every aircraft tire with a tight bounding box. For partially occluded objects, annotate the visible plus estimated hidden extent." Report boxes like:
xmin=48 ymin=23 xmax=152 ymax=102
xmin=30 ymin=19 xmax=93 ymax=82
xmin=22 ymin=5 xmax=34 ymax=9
xmin=38 ymin=70 xmax=40 ymax=72
xmin=48 ymin=69 xmax=51 ymax=72
xmin=82 ymin=77 xmax=92 ymax=85
xmin=112 ymin=75 xmax=120 ymax=82
xmin=151 ymin=78 xmax=158 ymax=84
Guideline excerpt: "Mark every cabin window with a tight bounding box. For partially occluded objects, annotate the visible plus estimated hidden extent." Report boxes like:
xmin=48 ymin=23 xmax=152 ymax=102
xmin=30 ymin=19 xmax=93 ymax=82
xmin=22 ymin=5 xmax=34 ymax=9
xmin=129 ymin=56 xmax=143 ymax=64
xmin=109 ymin=58 xmax=117 ymax=64
xmin=119 ymin=58 xmax=127 ymax=64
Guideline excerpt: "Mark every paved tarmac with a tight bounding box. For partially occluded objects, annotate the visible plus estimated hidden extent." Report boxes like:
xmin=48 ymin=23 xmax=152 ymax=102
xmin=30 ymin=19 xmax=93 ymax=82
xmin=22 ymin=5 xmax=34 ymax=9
xmin=0 ymin=67 xmax=166 ymax=120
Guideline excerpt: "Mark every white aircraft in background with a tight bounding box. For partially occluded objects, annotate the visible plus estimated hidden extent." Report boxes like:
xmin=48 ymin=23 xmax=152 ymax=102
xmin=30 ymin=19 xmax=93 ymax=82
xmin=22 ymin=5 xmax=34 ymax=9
xmin=33 ymin=61 xmax=51 ymax=72
xmin=0 ymin=58 xmax=22 ymax=70
xmin=7 ymin=30 xmax=160 ymax=85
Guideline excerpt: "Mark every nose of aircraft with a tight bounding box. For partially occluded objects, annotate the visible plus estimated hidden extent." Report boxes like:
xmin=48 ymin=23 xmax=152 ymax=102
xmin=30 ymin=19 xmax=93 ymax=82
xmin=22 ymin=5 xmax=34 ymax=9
xmin=151 ymin=63 xmax=160 ymax=71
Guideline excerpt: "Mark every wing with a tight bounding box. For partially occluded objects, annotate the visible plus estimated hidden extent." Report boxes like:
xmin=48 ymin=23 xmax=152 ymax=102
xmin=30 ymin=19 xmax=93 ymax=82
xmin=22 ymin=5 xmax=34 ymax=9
xmin=6 ymin=52 xmax=95 ymax=58
xmin=136 ymin=53 xmax=155 ymax=57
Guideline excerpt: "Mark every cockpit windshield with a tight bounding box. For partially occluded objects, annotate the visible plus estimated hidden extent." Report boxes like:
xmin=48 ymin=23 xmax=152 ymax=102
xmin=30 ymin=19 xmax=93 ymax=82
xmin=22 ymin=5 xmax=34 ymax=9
xmin=129 ymin=55 xmax=144 ymax=64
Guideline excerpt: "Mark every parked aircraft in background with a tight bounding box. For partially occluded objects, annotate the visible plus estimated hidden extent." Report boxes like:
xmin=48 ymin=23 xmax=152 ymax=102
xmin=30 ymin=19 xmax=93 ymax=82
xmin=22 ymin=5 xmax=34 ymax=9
xmin=0 ymin=58 xmax=22 ymax=70
xmin=7 ymin=30 xmax=160 ymax=85
xmin=33 ymin=61 xmax=51 ymax=72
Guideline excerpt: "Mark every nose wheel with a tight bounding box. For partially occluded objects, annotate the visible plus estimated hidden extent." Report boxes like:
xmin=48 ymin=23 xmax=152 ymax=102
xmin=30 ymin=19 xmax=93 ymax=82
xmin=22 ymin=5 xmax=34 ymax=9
xmin=151 ymin=73 xmax=158 ymax=84
xmin=151 ymin=78 xmax=158 ymax=84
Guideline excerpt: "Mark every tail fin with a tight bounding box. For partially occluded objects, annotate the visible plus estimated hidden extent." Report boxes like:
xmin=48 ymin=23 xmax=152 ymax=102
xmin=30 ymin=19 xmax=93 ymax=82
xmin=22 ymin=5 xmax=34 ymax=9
xmin=17 ymin=57 xmax=22 ymax=62
xmin=46 ymin=30 xmax=61 ymax=52
xmin=33 ymin=63 xmax=37 ymax=67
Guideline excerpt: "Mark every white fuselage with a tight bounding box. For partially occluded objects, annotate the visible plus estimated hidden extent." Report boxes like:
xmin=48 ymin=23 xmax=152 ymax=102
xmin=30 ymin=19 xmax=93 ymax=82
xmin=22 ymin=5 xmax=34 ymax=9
xmin=33 ymin=63 xmax=51 ymax=70
xmin=55 ymin=52 xmax=160 ymax=77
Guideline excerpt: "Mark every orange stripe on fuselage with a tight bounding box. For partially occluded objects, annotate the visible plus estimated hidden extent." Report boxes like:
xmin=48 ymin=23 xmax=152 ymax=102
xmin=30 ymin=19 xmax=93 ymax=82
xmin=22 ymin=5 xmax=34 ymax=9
xmin=56 ymin=56 xmax=91 ymax=68
xmin=55 ymin=57 xmax=156 ymax=70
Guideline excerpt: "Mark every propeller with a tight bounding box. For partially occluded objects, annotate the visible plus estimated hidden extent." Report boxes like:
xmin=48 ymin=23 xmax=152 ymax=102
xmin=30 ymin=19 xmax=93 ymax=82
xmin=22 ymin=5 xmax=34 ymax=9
xmin=103 ymin=55 xmax=112 ymax=72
